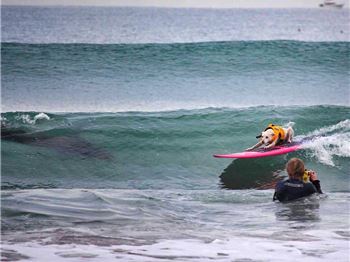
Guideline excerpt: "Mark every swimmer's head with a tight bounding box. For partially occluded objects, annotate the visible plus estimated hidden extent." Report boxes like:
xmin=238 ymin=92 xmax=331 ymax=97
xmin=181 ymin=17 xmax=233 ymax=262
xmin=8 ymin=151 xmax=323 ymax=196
xmin=286 ymin=158 xmax=305 ymax=179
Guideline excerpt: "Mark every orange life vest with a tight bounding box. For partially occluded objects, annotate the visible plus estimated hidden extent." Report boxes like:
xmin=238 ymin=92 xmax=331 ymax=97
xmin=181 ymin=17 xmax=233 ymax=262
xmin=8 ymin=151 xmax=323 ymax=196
xmin=264 ymin=124 xmax=286 ymax=142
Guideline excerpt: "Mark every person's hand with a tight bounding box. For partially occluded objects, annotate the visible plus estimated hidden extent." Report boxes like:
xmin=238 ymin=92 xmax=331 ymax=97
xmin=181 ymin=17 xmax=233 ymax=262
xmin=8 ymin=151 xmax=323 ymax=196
xmin=307 ymin=170 xmax=318 ymax=181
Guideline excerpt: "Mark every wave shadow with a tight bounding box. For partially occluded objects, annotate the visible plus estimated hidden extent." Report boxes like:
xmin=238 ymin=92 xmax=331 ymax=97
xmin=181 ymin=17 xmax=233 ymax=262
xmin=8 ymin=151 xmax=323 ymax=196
xmin=219 ymin=157 xmax=286 ymax=189
xmin=1 ymin=127 xmax=112 ymax=160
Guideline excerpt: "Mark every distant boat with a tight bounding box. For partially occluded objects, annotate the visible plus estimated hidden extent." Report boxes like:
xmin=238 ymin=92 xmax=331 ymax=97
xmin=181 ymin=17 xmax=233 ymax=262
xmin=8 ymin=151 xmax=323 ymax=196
xmin=319 ymin=0 xmax=344 ymax=8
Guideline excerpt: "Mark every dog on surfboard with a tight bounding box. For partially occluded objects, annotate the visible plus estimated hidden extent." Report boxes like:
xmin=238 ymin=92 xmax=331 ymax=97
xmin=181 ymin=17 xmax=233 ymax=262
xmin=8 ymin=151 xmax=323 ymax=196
xmin=246 ymin=124 xmax=294 ymax=151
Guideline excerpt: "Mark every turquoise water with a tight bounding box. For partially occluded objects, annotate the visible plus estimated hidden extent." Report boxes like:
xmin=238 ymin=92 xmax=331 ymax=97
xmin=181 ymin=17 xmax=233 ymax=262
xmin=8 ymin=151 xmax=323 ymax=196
xmin=2 ymin=41 xmax=349 ymax=112
xmin=1 ymin=6 xmax=350 ymax=262
xmin=1 ymin=107 xmax=350 ymax=191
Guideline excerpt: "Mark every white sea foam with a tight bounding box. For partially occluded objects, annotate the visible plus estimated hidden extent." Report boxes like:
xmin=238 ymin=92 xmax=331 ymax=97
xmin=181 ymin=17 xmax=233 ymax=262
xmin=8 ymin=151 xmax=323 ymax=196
xmin=307 ymin=119 xmax=350 ymax=137
xmin=15 ymin=112 xmax=50 ymax=125
xmin=302 ymin=120 xmax=350 ymax=166
xmin=1 ymin=231 xmax=349 ymax=262
xmin=34 ymin=112 xmax=50 ymax=121
xmin=303 ymin=133 xmax=350 ymax=166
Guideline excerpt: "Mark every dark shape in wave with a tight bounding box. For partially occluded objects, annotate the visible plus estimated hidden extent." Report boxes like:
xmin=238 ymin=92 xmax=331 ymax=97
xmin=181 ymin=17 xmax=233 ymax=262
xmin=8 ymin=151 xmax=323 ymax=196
xmin=1 ymin=127 xmax=112 ymax=160
xmin=219 ymin=157 xmax=285 ymax=190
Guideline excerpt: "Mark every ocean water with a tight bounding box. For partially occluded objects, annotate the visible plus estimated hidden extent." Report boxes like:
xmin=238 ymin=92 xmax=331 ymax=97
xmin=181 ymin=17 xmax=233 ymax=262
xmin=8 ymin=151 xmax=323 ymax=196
xmin=1 ymin=6 xmax=350 ymax=262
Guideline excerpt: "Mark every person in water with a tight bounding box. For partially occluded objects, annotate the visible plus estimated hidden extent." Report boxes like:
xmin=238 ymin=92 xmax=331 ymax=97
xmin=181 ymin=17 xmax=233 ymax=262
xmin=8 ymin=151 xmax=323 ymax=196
xmin=273 ymin=158 xmax=322 ymax=202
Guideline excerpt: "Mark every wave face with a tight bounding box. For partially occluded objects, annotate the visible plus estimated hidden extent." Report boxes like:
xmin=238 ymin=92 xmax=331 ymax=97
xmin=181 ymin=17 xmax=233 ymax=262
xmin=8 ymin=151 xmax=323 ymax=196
xmin=2 ymin=106 xmax=349 ymax=191
xmin=2 ymin=6 xmax=349 ymax=43
xmin=2 ymin=41 xmax=349 ymax=112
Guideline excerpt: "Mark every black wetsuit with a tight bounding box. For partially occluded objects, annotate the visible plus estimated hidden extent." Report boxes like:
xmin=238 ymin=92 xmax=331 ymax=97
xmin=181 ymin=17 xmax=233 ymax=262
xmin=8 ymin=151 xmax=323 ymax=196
xmin=273 ymin=178 xmax=322 ymax=202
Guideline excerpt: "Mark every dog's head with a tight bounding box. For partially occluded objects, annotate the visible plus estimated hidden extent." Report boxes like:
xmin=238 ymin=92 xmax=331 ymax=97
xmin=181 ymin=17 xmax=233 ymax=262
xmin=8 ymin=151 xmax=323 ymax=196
xmin=257 ymin=129 xmax=275 ymax=145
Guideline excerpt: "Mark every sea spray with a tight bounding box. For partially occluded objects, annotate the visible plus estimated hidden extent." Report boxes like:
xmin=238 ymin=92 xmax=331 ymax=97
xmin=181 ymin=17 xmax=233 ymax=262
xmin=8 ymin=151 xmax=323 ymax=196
xmin=302 ymin=120 xmax=350 ymax=166
xmin=13 ymin=112 xmax=50 ymax=125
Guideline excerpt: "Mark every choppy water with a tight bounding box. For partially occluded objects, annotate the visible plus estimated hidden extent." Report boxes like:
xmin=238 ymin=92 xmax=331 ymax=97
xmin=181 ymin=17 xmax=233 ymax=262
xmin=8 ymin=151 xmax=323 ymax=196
xmin=1 ymin=6 xmax=350 ymax=262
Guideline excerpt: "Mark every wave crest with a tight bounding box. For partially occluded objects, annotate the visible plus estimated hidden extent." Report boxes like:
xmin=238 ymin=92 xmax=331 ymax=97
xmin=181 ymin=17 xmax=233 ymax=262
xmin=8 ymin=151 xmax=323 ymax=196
xmin=3 ymin=112 xmax=51 ymax=126
xmin=303 ymin=120 xmax=350 ymax=166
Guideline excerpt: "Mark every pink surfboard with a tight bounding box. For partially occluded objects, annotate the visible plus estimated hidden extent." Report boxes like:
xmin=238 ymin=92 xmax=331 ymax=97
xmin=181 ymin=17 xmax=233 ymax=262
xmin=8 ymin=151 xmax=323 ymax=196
xmin=214 ymin=143 xmax=302 ymax=159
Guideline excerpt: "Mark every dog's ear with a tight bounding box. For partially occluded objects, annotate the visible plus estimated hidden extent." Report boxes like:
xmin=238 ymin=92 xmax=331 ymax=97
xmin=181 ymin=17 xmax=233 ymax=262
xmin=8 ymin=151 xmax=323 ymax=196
xmin=256 ymin=134 xmax=262 ymax=139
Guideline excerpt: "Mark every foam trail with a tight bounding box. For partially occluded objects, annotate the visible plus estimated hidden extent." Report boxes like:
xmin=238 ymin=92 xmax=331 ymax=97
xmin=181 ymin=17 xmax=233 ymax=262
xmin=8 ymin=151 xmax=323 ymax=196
xmin=307 ymin=119 xmax=350 ymax=137
xmin=14 ymin=113 xmax=50 ymax=125
xmin=34 ymin=112 xmax=50 ymax=122
xmin=303 ymin=120 xmax=350 ymax=166
xmin=1 ymin=232 xmax=348 ymax=262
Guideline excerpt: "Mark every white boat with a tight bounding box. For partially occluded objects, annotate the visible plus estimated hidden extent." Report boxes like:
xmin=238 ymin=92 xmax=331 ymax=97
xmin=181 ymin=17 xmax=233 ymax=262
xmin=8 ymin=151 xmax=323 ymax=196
xmin=319 ymin=0 xmax=344 ymax=8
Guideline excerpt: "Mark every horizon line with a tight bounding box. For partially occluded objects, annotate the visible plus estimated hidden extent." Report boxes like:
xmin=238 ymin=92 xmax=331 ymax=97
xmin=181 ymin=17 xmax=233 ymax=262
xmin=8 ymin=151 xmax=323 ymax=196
xmin=2 ymin=4 xmax=349 ymax=10
xmin=2 ymin=0 xmax=349 ymax=9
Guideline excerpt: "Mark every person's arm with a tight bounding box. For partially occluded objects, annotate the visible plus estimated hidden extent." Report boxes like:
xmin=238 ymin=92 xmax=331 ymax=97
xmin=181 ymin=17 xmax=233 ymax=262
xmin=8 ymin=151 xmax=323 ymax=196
xmin=308 ymin=170 xmax=323 ymax=194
